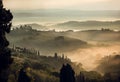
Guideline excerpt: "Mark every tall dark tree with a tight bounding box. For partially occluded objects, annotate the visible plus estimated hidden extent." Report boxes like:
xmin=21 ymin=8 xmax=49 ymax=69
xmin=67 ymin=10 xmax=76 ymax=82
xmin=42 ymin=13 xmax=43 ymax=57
xmin=60 ymin=64 xmax=75 ymax=82
xmin=54 ymin=53 xmax=58 ymax=58
xmin=119 ymin=76 xmax=120 ymax=82
xmin=0 ymin=0 xmax=13 ymax=82
xmin=18 ymin=68 xmax=31 ymax=82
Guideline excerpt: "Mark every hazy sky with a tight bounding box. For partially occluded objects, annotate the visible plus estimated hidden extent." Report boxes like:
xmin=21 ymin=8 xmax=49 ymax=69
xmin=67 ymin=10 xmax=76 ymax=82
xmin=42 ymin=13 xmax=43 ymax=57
xmin=3 ymin=0 xmax=120 ymax=10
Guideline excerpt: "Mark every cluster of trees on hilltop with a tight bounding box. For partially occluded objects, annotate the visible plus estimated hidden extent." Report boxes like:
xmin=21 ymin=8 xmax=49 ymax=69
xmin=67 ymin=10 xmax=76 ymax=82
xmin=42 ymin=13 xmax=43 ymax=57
xmin=11 ymin=25 xmax=39 ymax=36
xmin=13 ymin=25 xmax=33 ymax=31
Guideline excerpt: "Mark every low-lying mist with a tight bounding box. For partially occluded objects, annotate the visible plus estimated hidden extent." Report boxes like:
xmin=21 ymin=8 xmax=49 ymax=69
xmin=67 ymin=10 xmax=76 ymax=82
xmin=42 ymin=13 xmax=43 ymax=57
xmin=8 ymin=26 xmax=120 ymax=71
xmin=65 ymin=43 xmax=120 ymax=71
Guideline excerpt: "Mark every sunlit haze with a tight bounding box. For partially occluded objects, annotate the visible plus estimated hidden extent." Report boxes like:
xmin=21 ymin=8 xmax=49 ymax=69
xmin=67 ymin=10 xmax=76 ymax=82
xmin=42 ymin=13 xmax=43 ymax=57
xmin=3 ymin=0 xmax=120 ymax=10
xmin=3 ymin=0 xmax=120 ymax=71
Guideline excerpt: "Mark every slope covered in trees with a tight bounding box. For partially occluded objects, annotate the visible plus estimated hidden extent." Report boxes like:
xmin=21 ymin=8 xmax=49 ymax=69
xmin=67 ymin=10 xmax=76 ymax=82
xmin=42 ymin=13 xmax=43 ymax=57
xmin=8 ymin=47 xmax=84 ymax=82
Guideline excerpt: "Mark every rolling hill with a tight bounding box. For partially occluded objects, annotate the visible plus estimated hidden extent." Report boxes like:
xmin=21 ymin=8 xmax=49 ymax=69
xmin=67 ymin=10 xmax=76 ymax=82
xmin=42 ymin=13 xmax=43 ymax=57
xmin=51 ymin=20 xmax=120 ymax=31
xmin=7 ymin=26 xmax=87 ymax=55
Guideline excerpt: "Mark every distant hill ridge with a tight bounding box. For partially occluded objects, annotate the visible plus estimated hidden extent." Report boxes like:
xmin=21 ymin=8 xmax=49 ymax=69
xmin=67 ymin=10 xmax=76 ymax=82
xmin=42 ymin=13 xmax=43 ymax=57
xmin=54 ymin=20 xmax=120 ymax=28
xmin=12 ymin=20 xmax=120 ymax=31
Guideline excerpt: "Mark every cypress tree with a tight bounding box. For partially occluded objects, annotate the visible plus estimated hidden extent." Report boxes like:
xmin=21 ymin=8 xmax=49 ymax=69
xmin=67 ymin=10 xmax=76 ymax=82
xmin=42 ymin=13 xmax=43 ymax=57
xmin=60 ymin=64 xmax=75 ymax=82
xmin=18 ymin=68 xmax=31 ymax=82
xmin=0 ymin=0 xmax=13 ymax=82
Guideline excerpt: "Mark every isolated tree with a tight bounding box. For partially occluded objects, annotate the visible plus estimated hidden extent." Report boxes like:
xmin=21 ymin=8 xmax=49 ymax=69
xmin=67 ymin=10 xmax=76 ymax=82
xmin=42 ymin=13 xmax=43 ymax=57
xmin=0 ymin=0 xmax=13 ymax=82
xmin=37 ymin=51 xmax=40 ymax=56
xmin=62 ymin=54 xmax=65 ymax=59
xmin=54 ymin=53 xmax=58 ymax=58
xmin=60 ymin=64 xmax=75 ymax=82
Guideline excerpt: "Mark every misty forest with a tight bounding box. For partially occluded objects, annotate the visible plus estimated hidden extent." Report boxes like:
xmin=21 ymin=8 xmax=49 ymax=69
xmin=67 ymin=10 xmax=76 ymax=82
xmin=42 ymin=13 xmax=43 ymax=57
xmin=0 ymin=0 xmax=120 ymax=82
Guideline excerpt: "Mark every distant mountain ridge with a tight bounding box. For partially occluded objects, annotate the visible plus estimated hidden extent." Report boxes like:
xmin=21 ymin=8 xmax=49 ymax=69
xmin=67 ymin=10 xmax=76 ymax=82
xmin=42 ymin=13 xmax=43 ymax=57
xmin=56 ymin=20 xmax=120 ymax=26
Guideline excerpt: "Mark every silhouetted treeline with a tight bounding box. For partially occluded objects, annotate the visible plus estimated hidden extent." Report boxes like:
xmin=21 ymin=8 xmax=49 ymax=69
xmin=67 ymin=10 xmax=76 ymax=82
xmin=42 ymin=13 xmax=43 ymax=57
xmin=10 ymin=45 xmax=120 ymax=82
xmin=76 ymin=71 xmax=120 ymax=82
xmin=11 ymin=45 xmax=71 ymax=61
xmin=12 ymin=25 xmax=35 ymax=31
